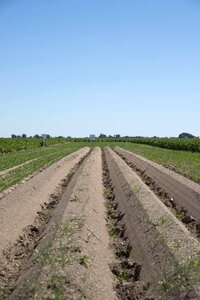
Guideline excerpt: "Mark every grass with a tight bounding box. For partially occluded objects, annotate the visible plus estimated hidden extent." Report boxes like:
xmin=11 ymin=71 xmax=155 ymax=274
xmin=159 ymin=257 xmax=200 ymax=297
xmin=0 ymin=143 xmax=69 ymax=172
xmin=69 ymin=141 xmax=200 ymax=184
xmin=28 ymin=216 xmax=87 ymax=299
xmin=1 ymin=140 xmax=200 ymax=192
xmin=118 ymin=143 xmax=200 ymax=184
xmin=0 ymin=143 xmax=84 ymax=192
xmin=157 ymin=215 xmax=171 ymax=228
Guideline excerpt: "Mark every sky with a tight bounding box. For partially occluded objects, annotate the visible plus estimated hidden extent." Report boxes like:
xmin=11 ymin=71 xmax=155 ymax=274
xmin=0 ymin=0 xmax=200 ymax=138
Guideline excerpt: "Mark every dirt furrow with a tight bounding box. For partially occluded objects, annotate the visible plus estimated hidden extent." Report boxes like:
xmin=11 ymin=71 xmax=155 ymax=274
xmin=0 ymin=147 xmax=90 ymax=258
xmin=114 ymin=147 xmax=200 ymax=236
xmin=105 ymin=147 xmax=200 ymax=299
xmin=9 ymin=147 xmax=116 ymax=300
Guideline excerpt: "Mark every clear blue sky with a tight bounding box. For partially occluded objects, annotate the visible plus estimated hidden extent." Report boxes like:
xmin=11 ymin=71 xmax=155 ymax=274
xmin=0 ymin=0 xmax=199 ymax=137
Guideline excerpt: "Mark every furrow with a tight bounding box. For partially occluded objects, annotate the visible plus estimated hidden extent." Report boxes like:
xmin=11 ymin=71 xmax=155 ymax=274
xmin=9 ymin=147 xmax=116 ymax=300
xmin=105 ymin=147 xmax=200 ymax=299
xmin=0 ymin=147 xmax=91 ymax=297
xmin=114 ymin=146 xmax=200 ymax=237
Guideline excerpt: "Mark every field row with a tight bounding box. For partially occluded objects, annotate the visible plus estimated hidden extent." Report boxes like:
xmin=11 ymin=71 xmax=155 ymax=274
xmin=1 ymin=137 xmax=200 ymax=154
xmin=1 ymin=141 xmax=200 ymax=197
xmin=0 ymin=147 xmax=200 ymax=299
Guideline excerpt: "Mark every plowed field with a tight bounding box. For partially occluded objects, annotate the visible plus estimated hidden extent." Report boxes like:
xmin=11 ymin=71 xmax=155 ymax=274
xmin=0 ymin=147 xmax=200 ymax=300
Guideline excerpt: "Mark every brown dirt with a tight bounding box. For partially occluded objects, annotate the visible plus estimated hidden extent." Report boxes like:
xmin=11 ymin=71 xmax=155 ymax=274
xmin=1 ymin=146 xmax=200 ymax=299
xmin=0 ymin=148 xmax=92 ymax=296
xmin=114 ymin=147 xmax=200 ymax=232
xmin=8 ymin=148 xmax=117 ymax=300
xmin=105 ymin=147 xmax=200 ymax=299
xmin=0 ymin=147 xmax=90 ymax=258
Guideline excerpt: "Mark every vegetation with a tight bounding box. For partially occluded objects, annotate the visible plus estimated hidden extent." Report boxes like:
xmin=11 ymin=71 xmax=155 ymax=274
xmin=1 ymin=138 xmax=200 ymax=192
xmin=0 ymin=138 xmax=71 ymax=154
xmin=90 ymin=137 xmax=200 ymax=153
xmin=119 ymin=143 xmax=200 ymax=184
xmin=0 ymin=143 xmax=83 ymax=192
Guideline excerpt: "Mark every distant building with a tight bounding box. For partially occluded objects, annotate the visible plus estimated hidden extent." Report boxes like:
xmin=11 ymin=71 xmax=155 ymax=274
xmin=89 ymin=134 xmax=96 ymax=141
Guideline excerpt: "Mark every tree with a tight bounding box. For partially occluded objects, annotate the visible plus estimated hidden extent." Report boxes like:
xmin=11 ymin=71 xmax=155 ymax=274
xmin=34 ymin=134 xmax=40 ymax=138
xmin=11 ymin=134 xmax=17 ymax=138
xmin=99 ymin=133 xmax=107 ymax=138
xmin=22 ymin=134 xmax=27 ymax=138
xmin=179 ymin=132 xmax=195 ymax=138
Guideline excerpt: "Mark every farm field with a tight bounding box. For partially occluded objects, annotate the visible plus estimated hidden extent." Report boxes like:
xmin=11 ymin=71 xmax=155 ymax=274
xmin=119 ymin=142 xmax=200 ymax=184
xmin=0 ymin=143 xmax=200 ymax=299
xmin=0 ymin=142 xmax=85 ymax=195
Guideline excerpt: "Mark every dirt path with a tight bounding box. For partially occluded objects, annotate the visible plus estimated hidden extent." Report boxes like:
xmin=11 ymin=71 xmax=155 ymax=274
xmin=0 ymin=147 xmax=90 ymax=258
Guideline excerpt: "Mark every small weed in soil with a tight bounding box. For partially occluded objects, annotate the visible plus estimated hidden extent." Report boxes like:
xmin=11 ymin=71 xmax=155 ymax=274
xmin=159 ymin=257 xmax=200 ymax=298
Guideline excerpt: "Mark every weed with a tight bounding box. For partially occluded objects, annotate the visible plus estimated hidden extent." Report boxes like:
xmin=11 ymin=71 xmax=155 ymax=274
xmin=157 ymin=215 xmax=171 ymax=228
xmin=175 ymin=211 xmax=183 ymax=221
xmin=103 ymin=188 xmax=113 ymax=199
xmin=106 ymin=202 xmax=115 ymax=211
xmin=108 ymin=227 xmax=119 ymax=238
xmin=154 ymin=232 xmax=166 ymax=246
xmin=172 ymin=240 xmax=181 ymax=252
xmin=107 ymin=215 xmax=117 ymax=226
xmin=132 ymin=185 xmax=141 ymax=194
xmin=70 ymin=195 xmax=80 ymax=202
xmin=159 ymin=257 xmax=200 ymax=296
xmin=79 ymin=255 xmax=89 ymax=267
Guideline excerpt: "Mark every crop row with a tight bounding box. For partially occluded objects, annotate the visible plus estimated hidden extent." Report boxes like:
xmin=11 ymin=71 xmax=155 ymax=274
xmin=85 ymin=137 xmax=200 ymax=152
xmin=0 ymin=138 xmax=71 ymax=154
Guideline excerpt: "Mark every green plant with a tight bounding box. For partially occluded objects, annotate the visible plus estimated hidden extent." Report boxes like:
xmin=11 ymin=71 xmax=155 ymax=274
xmin=70 ymin=195 xmax=80 ymax=202
xmin=157 ymin=215 xmax=171 ymax=228
xmin=159 ymin=257 xmax=200 ymax=296
xmin=103 ymin=188 xmax=113 ymax=199
xmin=79 ymin=255 xmax=89 ymax=267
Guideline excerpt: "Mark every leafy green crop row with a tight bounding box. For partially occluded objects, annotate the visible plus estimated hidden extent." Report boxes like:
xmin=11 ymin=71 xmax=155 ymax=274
xmin=128 ymin=138 xmax=200 ymax=152
xmin=76 ymin=138 xmax=200 ymax=153
xmin=0 ymin=138 xmax=71 ymax=154
xmin=0 ymin=143 xmax=84 ymax=192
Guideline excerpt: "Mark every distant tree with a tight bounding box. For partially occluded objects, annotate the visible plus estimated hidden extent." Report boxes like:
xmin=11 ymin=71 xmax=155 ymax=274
xmin=108 ymin=135 xmax=113 ymax=138
xmin=115 ymin=134 xmax=121 ymax=138
xmin=46 ymin=134 xmax=51 ymax=138
xmin=99 ymin=133 xmax=107 ymax=138
xmin=17 ymin=135 xmax=21 ymax=138
xmin=67 ymin=136 xmax=71 ymax=138
xmin=11 ymin=134 xmax=17 ymax=138
xmin=22 ymin=134 xmax=27 ymax=138
xmin=179 ymin=132 xmax=195 ymax=138
xmin=57 ymin=136 xmax=64 ymax=138
xmin=34 ymin=134 xmax=40 ymax=138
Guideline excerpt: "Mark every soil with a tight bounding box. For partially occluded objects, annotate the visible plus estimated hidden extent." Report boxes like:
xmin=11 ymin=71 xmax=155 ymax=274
xmin=0 ymin=146 xmax=200 ymax=299
xmin=104 ymin=147 xmax=200 ymax=299
xmin=0 ymin=147 xmax=90 ymax=258
xmin=114 ymin=147 xmax=200 ymax=226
